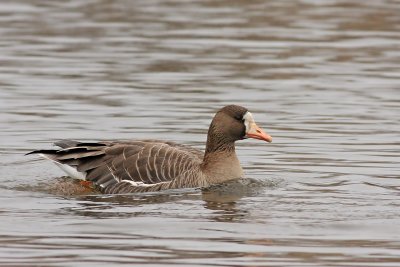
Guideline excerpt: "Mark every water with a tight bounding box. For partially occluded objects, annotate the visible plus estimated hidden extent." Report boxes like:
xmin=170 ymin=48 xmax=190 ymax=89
xmin=1 ymin=0 xmax=400 ymax=266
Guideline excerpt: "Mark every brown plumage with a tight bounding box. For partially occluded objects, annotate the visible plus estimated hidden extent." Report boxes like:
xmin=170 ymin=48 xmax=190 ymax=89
xmin=27 ymin=105 xmax=272 ymax=194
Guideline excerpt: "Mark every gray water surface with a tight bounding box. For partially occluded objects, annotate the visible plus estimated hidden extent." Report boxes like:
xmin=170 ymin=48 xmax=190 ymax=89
xmin=1 ymin=0 xmax=400 ymax=266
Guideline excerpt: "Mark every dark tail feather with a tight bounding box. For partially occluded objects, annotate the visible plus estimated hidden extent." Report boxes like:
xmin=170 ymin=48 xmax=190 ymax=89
xmin=26 ymin=140 xmax=80 ymax=155
xmin=25 ymin=149 xmax=58 ymax=156
xmin=55 ymin=140 xmax=107 ymax=149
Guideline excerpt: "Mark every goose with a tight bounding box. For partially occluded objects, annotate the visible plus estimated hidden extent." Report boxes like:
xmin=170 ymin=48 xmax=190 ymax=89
xmin=27 ymin=105 xmax=272 ymax=194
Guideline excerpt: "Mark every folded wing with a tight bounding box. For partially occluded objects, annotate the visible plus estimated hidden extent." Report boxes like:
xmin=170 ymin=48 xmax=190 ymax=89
xmin=28 ymin=140 xmax=203 ymax=190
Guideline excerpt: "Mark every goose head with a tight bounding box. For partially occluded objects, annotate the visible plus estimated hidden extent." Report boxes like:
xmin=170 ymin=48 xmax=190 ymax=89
xmin=211 ymin=105 xmax=272 ymax=142
xmin=205 ymin=105 xmax=272 ymax=154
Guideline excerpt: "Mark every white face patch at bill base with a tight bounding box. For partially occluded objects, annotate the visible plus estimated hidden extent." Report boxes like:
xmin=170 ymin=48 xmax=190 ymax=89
xmin=243 ymin=111 xmax=255 ymax=133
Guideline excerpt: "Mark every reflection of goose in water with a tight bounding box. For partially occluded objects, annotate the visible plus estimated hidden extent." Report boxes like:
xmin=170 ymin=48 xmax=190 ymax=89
xmin=58 ymin=178 xmax=273 ymax=221
xmin=27 ymin=105 xmax=272 ymax=194
xmin=202 ymin=178 xmax=280 ymax=222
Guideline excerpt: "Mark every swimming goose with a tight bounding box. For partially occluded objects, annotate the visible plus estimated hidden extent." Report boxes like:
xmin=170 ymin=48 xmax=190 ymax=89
xmin=27 ymin=105 xmax=272 ymax=194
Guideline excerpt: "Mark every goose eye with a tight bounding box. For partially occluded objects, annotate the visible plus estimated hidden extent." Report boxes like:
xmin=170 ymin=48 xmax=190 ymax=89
xmin=234 ymin=115 xmax=243 ymax=122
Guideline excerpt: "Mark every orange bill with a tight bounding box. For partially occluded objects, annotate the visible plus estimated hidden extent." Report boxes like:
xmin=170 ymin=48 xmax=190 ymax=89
xmin=246 ymin=123 xmax=272 ymax=142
